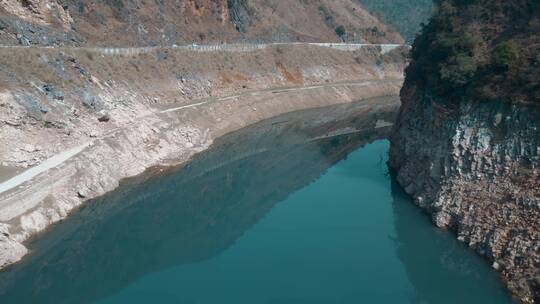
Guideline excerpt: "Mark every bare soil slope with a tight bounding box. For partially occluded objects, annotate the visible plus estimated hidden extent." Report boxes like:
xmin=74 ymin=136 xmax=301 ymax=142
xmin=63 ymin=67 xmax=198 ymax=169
xmin=0 ymin=0 xmax=403 ymax=46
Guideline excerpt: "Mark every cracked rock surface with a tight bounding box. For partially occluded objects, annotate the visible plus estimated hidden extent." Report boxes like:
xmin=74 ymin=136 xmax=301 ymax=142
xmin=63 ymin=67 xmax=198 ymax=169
xmin=390 ymin=85 xmax=540 ymax=303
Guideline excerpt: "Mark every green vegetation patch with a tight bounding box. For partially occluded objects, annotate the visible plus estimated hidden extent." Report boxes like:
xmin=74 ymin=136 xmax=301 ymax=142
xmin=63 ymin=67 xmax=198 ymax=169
xmin=406 ymin=0 xmax=540 ymax=104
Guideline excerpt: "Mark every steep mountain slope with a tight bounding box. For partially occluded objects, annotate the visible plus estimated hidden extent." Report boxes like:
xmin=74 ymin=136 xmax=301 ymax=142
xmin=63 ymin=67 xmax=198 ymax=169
xmin=0 ymin=0 xmax=404 ymax=46
xmin=406 ymin=0 xmax=539 ymax=104
xmin=390 ymin=1 xmax=540 ymax=303
xmin=356 ymin=0 xmax=435 ymax=42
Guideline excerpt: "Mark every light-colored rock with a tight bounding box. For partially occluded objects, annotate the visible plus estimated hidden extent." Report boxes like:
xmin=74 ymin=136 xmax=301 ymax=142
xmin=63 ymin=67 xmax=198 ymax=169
xmin=390 ymin=89 xmax=540 ymax=302
xmin=0 ymin=224 xmax=27 ymax=268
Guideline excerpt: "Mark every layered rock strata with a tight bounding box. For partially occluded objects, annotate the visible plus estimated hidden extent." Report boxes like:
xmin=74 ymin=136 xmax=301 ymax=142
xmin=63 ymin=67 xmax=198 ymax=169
xmin=390 ymin=87 xmax=540 ymax=303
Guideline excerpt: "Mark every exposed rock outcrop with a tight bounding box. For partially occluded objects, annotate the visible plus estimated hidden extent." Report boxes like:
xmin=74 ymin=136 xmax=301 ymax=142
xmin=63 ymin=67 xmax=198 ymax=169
xmin=227 ymin=0 xmax=252 ymax=33
xmin=0 ymin=224 xmax=27 ymax=268
xmin=390 ymin=1 xmax=539 ymax=302
xmin=0 ymin=0 xmax=404 ymax=46
xmin=390 ymin=87 xmax=540 ymax=303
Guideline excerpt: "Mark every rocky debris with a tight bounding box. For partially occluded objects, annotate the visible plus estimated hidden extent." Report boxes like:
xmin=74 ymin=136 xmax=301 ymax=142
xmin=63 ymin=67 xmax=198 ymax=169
xmin=97 ymin=110 xmax=110 ymax=122
xmin=16 ymin=33 xmax=30 ymax=46
xmin=0 ymin=0 xmax=82 ymax=46
xmin=3 ymin=119 xmax=22 ymax=127
xmin=175 ymin=73 xmax=215 ymax=100
xmin=227 ymin=0 xmax=253 ymax=33
xmin=43 ymin=84 xmax=65 ymax=101
xmin=21 ymin=144 xmax=41 ymax=153
xmin=88 ymin=130 xmax=99 ymax=138
xmin=47 ymin=55 xmax=70 ymax=80
xmin=43 ymin=119 xmax=67 ymax=129
xmin=0 ymin=15 xmax=79 ymax=46
xmin=81 ymin=91 xmax=103 ymax=111
xmin=76 ymin=187 xmax=88 ymax=198
xmin=69 ymin=58 xmax=92 ymax=79
xmin=390 ymin=88 xmax=540 ymax=303
xmin=19 ymin=0 xmax=45 ymax=15
xmin=0 ymin=224 xmax=27 ymax=269
xmin=14 ymin=94 xmax=48 ymax=120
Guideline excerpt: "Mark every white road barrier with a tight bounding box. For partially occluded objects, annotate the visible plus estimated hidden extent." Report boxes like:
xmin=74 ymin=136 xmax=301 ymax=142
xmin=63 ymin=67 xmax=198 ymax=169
xmin=0 ymin=43 xmax=409 ymax=56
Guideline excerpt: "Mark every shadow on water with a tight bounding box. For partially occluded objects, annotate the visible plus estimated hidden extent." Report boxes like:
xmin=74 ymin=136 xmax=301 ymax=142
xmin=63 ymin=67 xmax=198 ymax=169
xmin=0 ymin=99 xmax=399 ymax=304
xmin=390 ymin=178 xmax=516 ymax=304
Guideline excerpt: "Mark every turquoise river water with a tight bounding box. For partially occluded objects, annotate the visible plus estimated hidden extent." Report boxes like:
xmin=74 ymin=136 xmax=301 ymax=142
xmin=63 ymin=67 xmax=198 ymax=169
xmin=0 ymin=104 xmax=514 ymax=304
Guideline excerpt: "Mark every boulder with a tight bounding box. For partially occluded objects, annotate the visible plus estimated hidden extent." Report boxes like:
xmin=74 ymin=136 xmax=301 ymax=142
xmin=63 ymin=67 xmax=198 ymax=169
xmin=97 ymin=110 xmax=110 ymax=122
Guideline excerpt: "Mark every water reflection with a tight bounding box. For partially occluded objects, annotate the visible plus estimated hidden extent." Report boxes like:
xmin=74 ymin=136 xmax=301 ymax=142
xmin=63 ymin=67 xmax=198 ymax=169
xmin=0 ymin=99 xmax=398 ymax=304
xmin=390 ymin=179 xmax=515 ymax=304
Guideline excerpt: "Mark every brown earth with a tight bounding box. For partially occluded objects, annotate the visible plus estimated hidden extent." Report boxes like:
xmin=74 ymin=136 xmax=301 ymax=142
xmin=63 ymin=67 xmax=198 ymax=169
xmin=0 ymin=0 xmax=404 ymax=46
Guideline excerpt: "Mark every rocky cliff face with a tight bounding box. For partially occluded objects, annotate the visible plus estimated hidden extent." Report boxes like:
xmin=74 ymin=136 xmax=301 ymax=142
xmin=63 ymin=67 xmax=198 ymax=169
xmin=390 ymin=85 xmax=540 ymax=303
xmin=390 ymin=1 xmax=539 ymax=302
xmin=0 ymin=0 xmax=403 ymax=46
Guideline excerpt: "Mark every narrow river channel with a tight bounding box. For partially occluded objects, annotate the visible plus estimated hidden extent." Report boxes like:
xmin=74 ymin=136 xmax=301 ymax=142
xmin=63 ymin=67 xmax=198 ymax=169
xmin=0 ymin=101 xmax=513 ymax=304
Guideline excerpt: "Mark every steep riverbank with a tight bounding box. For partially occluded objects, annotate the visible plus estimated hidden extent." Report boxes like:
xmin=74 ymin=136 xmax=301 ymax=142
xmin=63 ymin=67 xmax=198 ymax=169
xmin=389 ymin=1 xmax=540 ymax=302
xmin=0 ymin=102 xmax=514 ymax=304
xmin=0 ymin=43 xmax=407 ymax=269
xmin=390 ymin=90 xmax=540 ymax=303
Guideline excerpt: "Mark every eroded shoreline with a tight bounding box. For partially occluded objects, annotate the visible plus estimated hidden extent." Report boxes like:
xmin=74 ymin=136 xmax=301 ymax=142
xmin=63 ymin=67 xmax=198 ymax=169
xmin=0 ymin=99 xmax=517 ymax=304
xmin=0 ymin=42 xmax=406 ymax=267
xmin=1 ymin=94 xmax=400 ymax=271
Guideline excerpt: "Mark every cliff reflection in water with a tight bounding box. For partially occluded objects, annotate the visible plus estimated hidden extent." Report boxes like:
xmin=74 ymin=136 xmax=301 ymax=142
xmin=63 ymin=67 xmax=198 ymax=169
xmin=390 ymin=180 xmax=515 ymax=304
xmin=0 ymin=99 xmax=398 ymax=304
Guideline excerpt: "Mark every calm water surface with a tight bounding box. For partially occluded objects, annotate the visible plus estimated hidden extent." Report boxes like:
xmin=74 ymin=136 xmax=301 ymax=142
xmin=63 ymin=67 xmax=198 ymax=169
xmin=0 ymin=104 xmax=514 ymax=304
